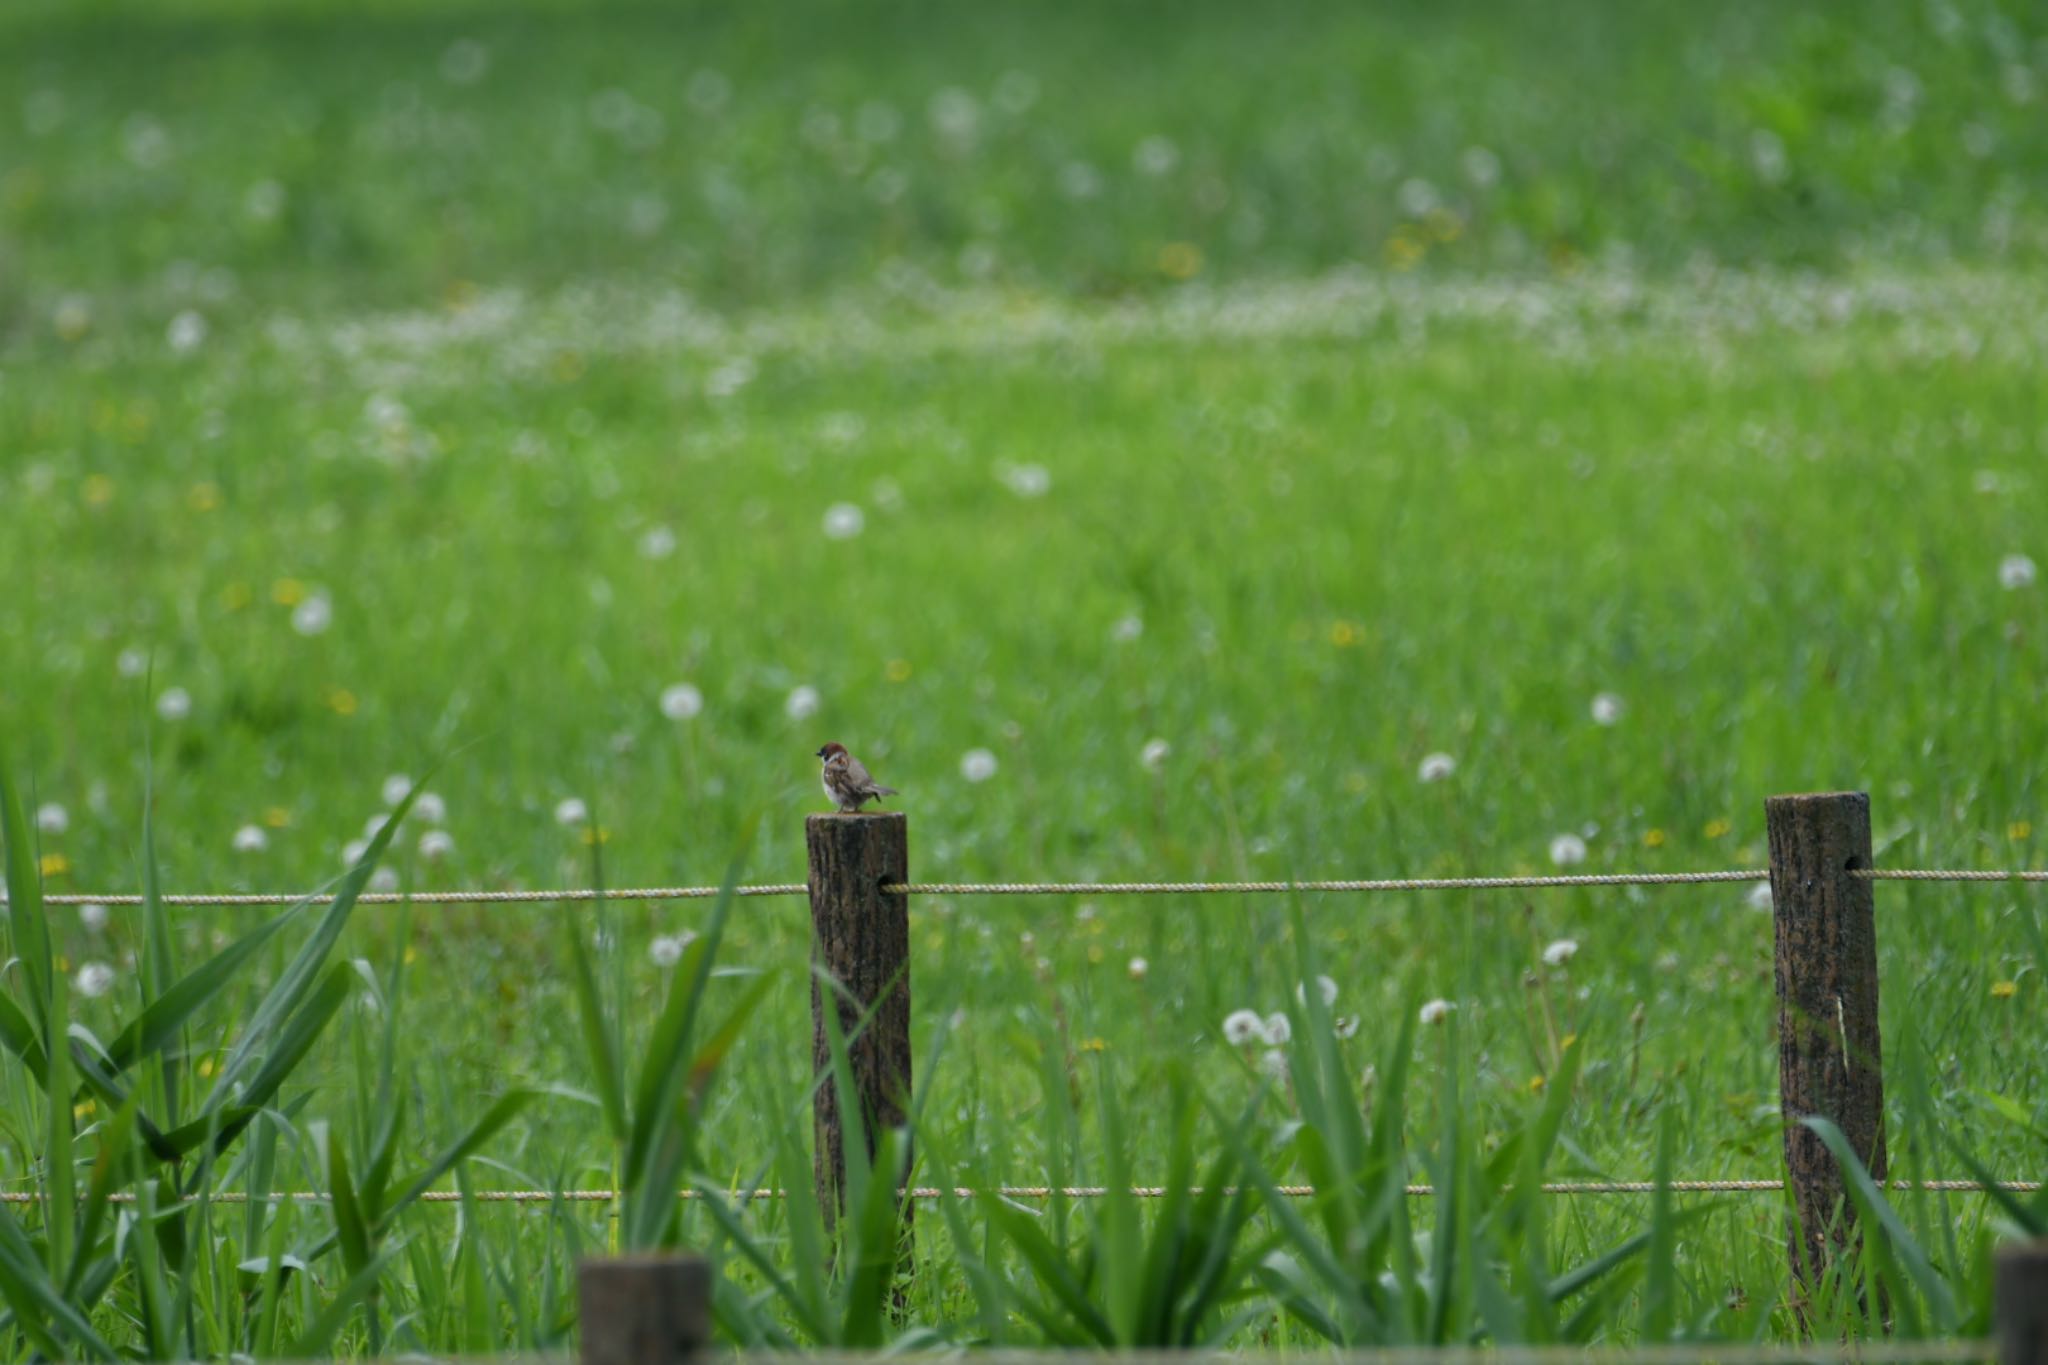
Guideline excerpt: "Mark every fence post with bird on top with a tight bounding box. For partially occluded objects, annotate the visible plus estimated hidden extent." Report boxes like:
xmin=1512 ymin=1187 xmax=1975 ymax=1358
xmin=1765 ymin=790 xmax=1886 ymax=1298
xmin=804 ymin=809 xmax=912 ymax=1232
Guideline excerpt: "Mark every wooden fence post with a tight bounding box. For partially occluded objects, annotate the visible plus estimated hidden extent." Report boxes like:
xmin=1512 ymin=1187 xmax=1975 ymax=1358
xmin=1999 ymin=1242 xmax=2048 ymax=1365
xmin=1765 ymin=791 xmax=1886 ymax=1294
xmin=577 ymin=1254 xmax=709 ymax=1365
xmin=805 ymin=811 xmax=912 ymax=1226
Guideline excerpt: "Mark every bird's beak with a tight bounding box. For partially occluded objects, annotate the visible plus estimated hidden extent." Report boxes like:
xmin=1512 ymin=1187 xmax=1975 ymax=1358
xmin=814 ymin=747 xmax=827 ymax=759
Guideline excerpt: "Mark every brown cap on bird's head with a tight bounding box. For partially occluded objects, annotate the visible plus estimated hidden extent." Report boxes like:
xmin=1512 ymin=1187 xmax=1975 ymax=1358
xmin=816 ymin=742 xmax=847 ymax=760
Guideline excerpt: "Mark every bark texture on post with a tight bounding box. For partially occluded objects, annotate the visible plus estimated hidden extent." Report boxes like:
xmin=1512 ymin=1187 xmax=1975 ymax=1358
xmin=577 ymin=1254 xmax=709 ymax=1365
xmin=1999 ymin=1242 xmax=2048 ymax=1365
xmin=1766 ymin=791 xmax=1886 ymax=1291
xmin=806 ymin=811 xmax=911 ymax=1223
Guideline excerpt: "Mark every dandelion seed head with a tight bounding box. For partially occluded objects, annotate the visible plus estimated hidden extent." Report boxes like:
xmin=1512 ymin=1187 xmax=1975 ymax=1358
xmin=959 ymin=748 xmax=998 ymax=783
xmin=660 ymin=683 xmax=704 ymax=720
xmin=1542 ymin=938 xmax=1579 ymax=967
xmin=1333 ymin=1015 xmax=1361 ymax=1039
xmin=368 ymin=867 xmax=399 ymax=893
xmin=650 ymin=934 xmax=687 ymax=967
xmin=1111 ymin=614 xmax=1143 ymax=643
xmin=1222 ymin=1008 xmax=1265 ymax=1046
xmin=35 ymin=802 xmax=68 ymax=835
xmin=1140 ymin=738 xmax=1170 ymax=771
xmin=1264 ymin=1012 xmax=1293 ymax=1045
xmin=1999 ymin=553 xmax=2037 ymax=590
xmin=381 ymin=774 xmax=413 ymax=807
xmin=1418 ymin=752 xmax=1456 ymax=783
xmin=156 ymin=687 xmax=192 ymax=722
xmin=554 ymin=797 xmax=589 ymax=827
xmin=117 ymin=647 xmax=147 ymax=678
xmin=1127 ymin=956 xmax=1148 ymax=981
xmin=75 ymin=962 xmax=115 ymax=999
xmin=1258 ymin=1048 xmax=1289 ymax=1079
xmin=80 ymin=903 xmax=109 ymax=933
xmin=232 ymin=824 xmax=268 ymax=853
xmin=342 ymin=838 xmax=370 ymax=865
xmin=997 ymin=463 xmax=1051 ymax=498
xmin=1419 ymin=998 xmax=1456 ymax=1025
xmin=413 ymin=792 xmax=446 ymax=824
xmin=418 ymin=830 xmax=454 ymax=861
xmin=1747 ymin=881 xmax=1774 ymax=912
xmin=291 ymin=593 xmax=333 ymax=636
xmin=167 ymin=310 xmax=208 ymax=353
xmin=785 ymin=685 xmax=820 ymax=721
xmin=1549 ymin=833 xmax=1588 ymax=867
xmin=638 ymin=525 xmax=677 ymax=560
xmin=1590 ymin=692 xmax=1623 ymax=726
xmin=1295 ymin=975 xmax=1338 ymax=1008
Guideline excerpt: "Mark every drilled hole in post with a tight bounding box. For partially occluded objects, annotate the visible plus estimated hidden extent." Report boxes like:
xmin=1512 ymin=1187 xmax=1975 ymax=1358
xmin=1845 ymin=856 xmax=1866 ymax=873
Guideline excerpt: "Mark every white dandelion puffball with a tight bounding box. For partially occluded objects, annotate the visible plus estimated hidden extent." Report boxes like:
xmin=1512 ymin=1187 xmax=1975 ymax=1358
xmin=639 ymin=525 xmax=678 ymax=560
xmin=998 ymin=463 xmax=1051 ymax=498
xmin=117 ymin=647 xmax=147 ymax=678
xmin=291 ymin=593 xmax=333 ymax=636
xmin=381 ymin=774 xmax=413 ymax=807
xmin=80 ymin=902 xmax=110 ymax=933
xmin=554 ymin=797 xmax=589 ymax=827
xmin=1140 ymin=738 xmax=1171 ymax=771
xmin=822 ymin=503 xmax=865 ymax=540
xmin=1747 ymin=880 xmax=1774 ymax=912
xmin=1549 ymin=833 xmax=1588 ymax=867
xmin=1417 ymin=752 xmax=1456 ymax=783
xmin=418 ymin=830 xmax=455 ymax=861
xmin=1542 ymin=938 xmax=1579 ymax=967
xmin=35 ymin=802 xmax=68 ymax=834
xmin=342 ymin=838 xmax=370 ymax=865
xmin=1333 ymin=1015 xmax=1361 ymax=1039
xmin=649 ymin=934 xmax=686 ymax=967
xmin=660 ymin=683 xmax=704 ymax=720
xmin=784 ymin=685 xmax=820 ymax=721
xmin=75 ymin=962 xmax=116 ymax=999
xmin=1222 ymin=1008 xmax=1265 ymax=1046
xmin=959 ymin=748 xmax=998 ymax=783
xmin=1258 ymin=1048 xmax=1289 ymax=1079
xmin=232 ymin=824 xmax=268 ymax=853
xmin=1590 ymin=692 xmax=1623 ymax=726
xmin=2000 ymin=553 xmax=2037 ymax=590
xmin=1127 ymin=956 xmax=1148 ymax=981
xmin=1263 ymin=1012 xmax=1293 ymax=1046
xmin=1111 ymin=614 xmax=1143 ymax=643
xmin=167 ymin=310 xmax=207 ymax=353
xmin=156 ymin=687 xmax=192 ymax=721
xmin=1419 ymin=998 xmax=1456 ymax=1026
xmin=368 ymin=867 xmax=399 ymax=893
xmin=413 ymin=791 xmax=447 ymax=824
xmin=1295 ymin=975 xmax=1339 ymax=1008
xmin=365 ymin=813 xmax=393 ymax=839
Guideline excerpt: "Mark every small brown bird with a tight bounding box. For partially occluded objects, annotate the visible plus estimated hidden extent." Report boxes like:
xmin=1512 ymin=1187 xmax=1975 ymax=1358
xmin=816 ymin=742 xmax=898 ymax=813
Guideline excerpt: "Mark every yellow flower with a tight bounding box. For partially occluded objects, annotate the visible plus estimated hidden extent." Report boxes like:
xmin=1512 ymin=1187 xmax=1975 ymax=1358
xmin=326 ymin=687 xmax=358 ymax=716
xmin=1527 ymin=1074 xmax=1546 ymax=1093
xmin=197 ymin=1055 xmax=217 ymax=1078
xmin=1992 ymin=980 xmax=2018 ymax=999
xmin=581 ymin=826 xmax=611 ymax=846
xmin=39 ymin=852 xmax=70 ymax=877
xmin=1643 ymin=828 xmax=1666 ymax=849
xmin=220 ymin=580 xmax=252 ymax=610
xmin=262 ymin=806 xmax=292 ymax=828
xmin=1328 ymin=620 xmax=1361 ymax=647
xmin=1086 ymin=943 xmax=1104 ymax=964
xmin=73 ymin=1099 xmax=97 ymax=1121
xmin=2009 ymin=821 xmax=2032 ymax=841
xmin=885 ymin=658 xmax=912 ymax=682
xmin=1560 ymin=1033 xmax=1579 ymax=1051
xmin=1078 ymin=1037 xmax=1108 ymax=1053
xmin=83 ymin=474 xmax=115 ymax=507
xmin=1423 ymin=209 xmax=1465 ymax=243
xmin=1385 ymin=231 xmax=1426 ymax=271
xmin=271 ymin=578 xmax=307 ymax=606
xmin=404 ymin=946 xmax=419 ymax=966
xmin=1703 ymin=818 xmax=1732 ymax=839
xmin=187 ymin=482 xmax=221 ymax=513
xmin=1157 ymin=241 xmax=1204 ymax=280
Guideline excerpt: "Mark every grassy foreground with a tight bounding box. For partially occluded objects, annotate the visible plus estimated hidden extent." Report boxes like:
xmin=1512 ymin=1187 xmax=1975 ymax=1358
xmin=2 ymin=0 xmax=2047 ymax=1356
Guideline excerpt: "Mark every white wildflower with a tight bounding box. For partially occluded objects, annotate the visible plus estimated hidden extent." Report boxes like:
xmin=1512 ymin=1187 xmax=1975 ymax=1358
xmin=959 ymin=748 xmax=998 ymax=783
xmin=418 ymin=830 xmax=454 ymax=861
xmin=649 ymin=934 xmax=687 ymax=967
xmin=1417 ymin=752 xmax=1456 ymax=783
xmin=1747 ymin=880 xmax=1774 ymax=912
xmin=1333 ymin=1015 xmax=1360 ymax=1039
xmin=75 ymin=962 xmax=115 ymax=999
xmin=1999 ymin=554 xmax=2037 ymax=590
xmin=80 ymin=902 xmax=110 ymax=933
xmin=1258 ymin=1048 xmax=1289 ymax=1079
xmin=660 ymin=683 xmax=704 ymax=720
xmin=290 ymin=594 xmax=333 ymax=636
xmin=167 ymin=310 xmax=208 ymax=353
xmin=638 ymin=525 xmax=677 ymax=559
xmin=1295 ymin=975 xmax=1339 ymax=1008
xmin=381 ymin=774 xmax=413 ymax=807
xmin=1222 ymin=1008 xmax=1265 ymax=1046
xmin=997 ymin=463 xmax=1051 ymax=498
xmin=1264 ymin=1012 xmax=1293 ymax=1045
xmin=1548 ymin=833 xmax=1588 ymax=867
xmin=368 ymin=867 xmax=399 ymax=893
xmin=1461 ymin=145 xmax=1501 ymax=188
xmin=1127 ymin=956 xmax=1148 ymax=981
xmin=342 ymin=838 xmax=370 ymax=865
xmin=413 ymin=791 xmax=446 ymax=824
xmin=232 ymin=824 xmax=268 ymax=853
xmin=1542 ymin=938 xmax=1579 ymax=967
xmin=364 ymin=813 xmax=392 ymax=839
xmin=156 ymin=687 xmax=192 ymax=721
xmin=822 ymin=503 xmax=865 ymax=539
xmin=1419 ymin=998 xmax=1456 ymax=1026
xmin=34 ymin=802 xmax=68 ymax=835
xmin=554 ymin=797 xmax=589 ymax=827
xmin=1111 ymin=614 xmax=1143 ymax=643
xmin=784 ymin=685 xmax=820 ymax=721
xmin=1140 ymin=738 xmax=1170 ymax=771
xmin=244 ymin=178 xmax=286 ymax=221
xmin=1590 ymin=692 xmax=1623 ymax=726
xmin=117 ymin=647 xmax=147 ymax=678
xmin=1133 ymin=134 xmax=1179 ymax=176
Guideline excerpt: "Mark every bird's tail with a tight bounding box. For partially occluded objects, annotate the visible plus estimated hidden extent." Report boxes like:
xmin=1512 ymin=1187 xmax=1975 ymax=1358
xmin=873 ymin=785 xmax=899 ymax=797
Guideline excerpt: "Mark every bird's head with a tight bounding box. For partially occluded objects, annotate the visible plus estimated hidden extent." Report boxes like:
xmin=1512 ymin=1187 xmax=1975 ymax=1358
xmin=816 ymin=742 xmax=847 ymax=762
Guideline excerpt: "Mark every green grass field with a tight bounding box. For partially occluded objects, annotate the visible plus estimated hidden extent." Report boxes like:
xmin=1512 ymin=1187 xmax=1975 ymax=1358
xmin=2 ymin=0 xmax=2047 ymax=1356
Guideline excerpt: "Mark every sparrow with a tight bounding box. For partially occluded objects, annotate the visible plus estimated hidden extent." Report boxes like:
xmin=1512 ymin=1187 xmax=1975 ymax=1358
xmin=816 ymin=742 xmax=899 ymax=813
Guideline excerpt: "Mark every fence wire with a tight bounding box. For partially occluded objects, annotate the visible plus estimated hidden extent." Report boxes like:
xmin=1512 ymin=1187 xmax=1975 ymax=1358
xmin=1 ymin=1178 xmax=2035 ymax=1206
xmin=24 ymin=865 xmax=2048 ymax=908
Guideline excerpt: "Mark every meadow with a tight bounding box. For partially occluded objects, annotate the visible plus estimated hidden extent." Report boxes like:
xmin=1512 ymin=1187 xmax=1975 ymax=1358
xmin=2 ymin=0 xmax=2047 ymax=1356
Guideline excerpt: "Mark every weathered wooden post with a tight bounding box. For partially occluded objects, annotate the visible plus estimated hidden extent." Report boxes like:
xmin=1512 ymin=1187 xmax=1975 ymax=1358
xmin=805 ymin=811 xmax=912 ymax=1226
xmin=1765 ymin=791 xmax=1886 ymax=1294
xmin=577 ymin=1254 xmax=709 ymax=1365
xmin=1998 ymin=1242 xmax=2048 ymax=1365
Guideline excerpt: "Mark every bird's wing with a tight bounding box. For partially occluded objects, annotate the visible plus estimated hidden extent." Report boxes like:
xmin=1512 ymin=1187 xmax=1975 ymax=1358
xmin=845 ymin=756 xmax=877 ymax=789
